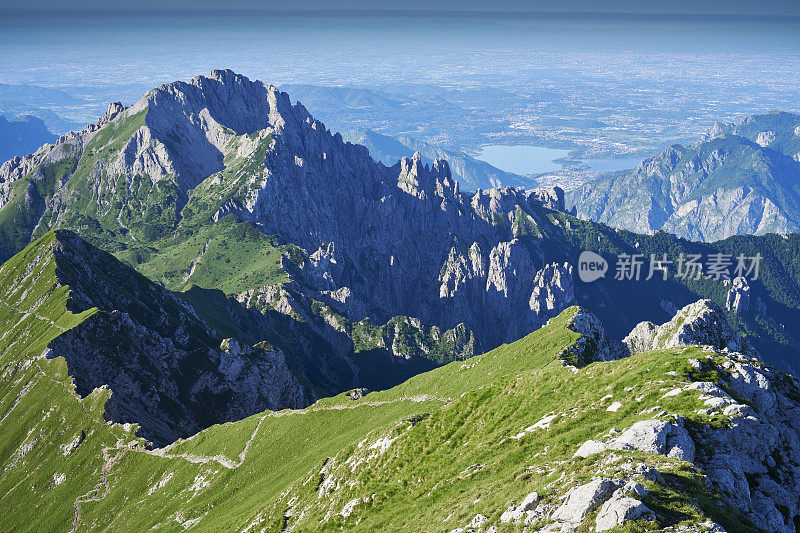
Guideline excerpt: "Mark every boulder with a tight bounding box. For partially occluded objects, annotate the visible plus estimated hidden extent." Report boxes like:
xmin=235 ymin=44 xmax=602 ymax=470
xmin=551 ymin=478 xmax=619 ymax=526
xmin=500 ymin=491 xmax=540 ymax=523
xmin=573 ymin=440 xmax=607 ymax=458
xmin=608 ymin=419 xmax=695 ymax=463
xmin=595 ymin=493 xmax=653 ymax=531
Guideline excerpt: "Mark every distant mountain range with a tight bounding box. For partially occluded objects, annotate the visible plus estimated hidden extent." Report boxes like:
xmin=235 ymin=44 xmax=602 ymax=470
xmin=0 ymin=83 xmax=87 ymax=134
xmin=568 ymin=111 xmax=800 ymax=241
xmin=0 ymin=114 xmax=57 ymax=163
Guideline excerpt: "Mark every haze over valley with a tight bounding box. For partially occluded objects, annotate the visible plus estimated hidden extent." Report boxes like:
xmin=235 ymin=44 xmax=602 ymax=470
xmin=3 ymin=4 xmax=800 ymax=532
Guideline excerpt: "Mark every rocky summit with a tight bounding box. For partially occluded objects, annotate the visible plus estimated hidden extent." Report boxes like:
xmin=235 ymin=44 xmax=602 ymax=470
xmin=2 ymin=70 xmax=800 ymax=531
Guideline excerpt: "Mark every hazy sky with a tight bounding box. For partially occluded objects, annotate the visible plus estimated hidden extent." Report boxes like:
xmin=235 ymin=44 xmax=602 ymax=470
xmin=3 ymin=0 xmax=800 ymax=16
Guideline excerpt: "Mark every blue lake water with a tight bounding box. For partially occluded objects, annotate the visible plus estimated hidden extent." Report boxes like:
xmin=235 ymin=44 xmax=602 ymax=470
xmin=475 ymin=145 xmax=570 ymax=175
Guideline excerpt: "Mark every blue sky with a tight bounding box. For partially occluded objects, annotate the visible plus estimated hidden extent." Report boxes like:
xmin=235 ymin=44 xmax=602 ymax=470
xmin=4 ymin=0 xmax=800 ymax=16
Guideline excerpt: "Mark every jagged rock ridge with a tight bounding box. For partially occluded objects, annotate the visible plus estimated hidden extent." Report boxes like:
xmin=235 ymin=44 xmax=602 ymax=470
xmin=1 ymin=70 xmax=800 ymax=377
xmin=0 ymin=70 xmax=580 ymax=353
xmin=7 ymin=230 xmax=314 ymax=445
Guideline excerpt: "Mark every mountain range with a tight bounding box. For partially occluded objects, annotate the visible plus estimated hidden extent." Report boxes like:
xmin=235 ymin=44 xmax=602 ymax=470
xmin=568 ymin=111 xmax=800 ymax=241
xmin=2 ymin=70 xmax=799 ymax=371
xmin=0 ymin=114 xmax=57 ymax=163
xmin=2 ymin=70 xmax=800 ymax=531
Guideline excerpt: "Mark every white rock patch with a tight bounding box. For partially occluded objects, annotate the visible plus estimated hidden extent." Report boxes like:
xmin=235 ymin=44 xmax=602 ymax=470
xmin=368 ymin=436 xmax=398 ymax=454
xmin=148 ymin=472 xmax=174 ymax=495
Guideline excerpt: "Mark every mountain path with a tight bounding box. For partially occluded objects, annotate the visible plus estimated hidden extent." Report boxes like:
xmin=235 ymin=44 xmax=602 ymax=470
xmin=183 ymin=239 xmax=211 ymax=282
xmin=124 ymin=394 xmax=447 ymax=470
xmin=71 ymin=447 xmax=127 ymax=533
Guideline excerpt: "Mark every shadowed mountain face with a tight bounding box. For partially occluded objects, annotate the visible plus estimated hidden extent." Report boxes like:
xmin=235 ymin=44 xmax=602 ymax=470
xmin=0 ymin=230 xmax=316 ymax=446
xmin=0 ymin=114 xmax=57 ymax=163
xmin=568 ymin=111 xmax=800 ymax=242
xmin=1 ymin=71 xmax=800 ymax=376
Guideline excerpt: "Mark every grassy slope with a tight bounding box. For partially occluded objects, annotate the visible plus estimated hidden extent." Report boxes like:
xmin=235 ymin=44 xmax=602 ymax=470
xmin=0 ymin=233 xmax=141 ymax=532
xmin=59 ymin=308 xmax=753 ymax=532
xmin=112 ymin=133 xmax=294 ymax=295
xmin=116 ymin=215 xmax=291 ymax=294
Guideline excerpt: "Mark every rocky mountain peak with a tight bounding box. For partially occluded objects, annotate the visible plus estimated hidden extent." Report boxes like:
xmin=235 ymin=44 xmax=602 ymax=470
xmin=396 ymin=151 xmax=455 ymax=199
xmin=624 ymin=299 xmax=752 ymax=356
xmin=569 ymin=111 xmax=800 ymax=241
xmin=102 ymin=101 xmax=125 ymax=123
xmin=530 ymin=185 xmax=567 ymax=212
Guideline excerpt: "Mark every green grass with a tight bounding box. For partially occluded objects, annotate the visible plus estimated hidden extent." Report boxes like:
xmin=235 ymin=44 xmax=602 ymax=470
xmin=3 ymin=112 xmax=287 ymax=299
xmin=0 ymin=233 xmax=140 ymax=532
xmin=0 ymin=301 xmax=754 ymax=531
xmin=117 ymin=215 xmax=291 ymax=295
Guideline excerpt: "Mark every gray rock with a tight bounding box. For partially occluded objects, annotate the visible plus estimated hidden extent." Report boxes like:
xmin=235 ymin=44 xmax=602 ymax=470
xmin=551 ymin=478 xmax=620 ymax=526
xmin=530 ymin=186 xmax=566 ymax=212
xmin=725 ymin=277 xmax=750 ymax=314
xmin=609 ymin=419 xmax=695 ymax=463
xmin=348 ymin=388 xmax=369 ymax=400
xmin=573 ymin=439 xmax=607 ymax=458
xmin=595 ymin=492 xmax=653 ymax=531
xmin=557 ymin=308 xmax=626 ymax=365
xmin=623 ymin=300 xmax=752 ymax=355
xmin=500 ymin=491 xmax=540 ymax=523
xmin=623 ymin=321 xmax=658 ymax=354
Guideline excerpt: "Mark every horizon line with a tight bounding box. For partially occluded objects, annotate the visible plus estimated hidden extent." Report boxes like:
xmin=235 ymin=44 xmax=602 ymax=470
xmin=3 ymin=8 xmax=800 ymax=20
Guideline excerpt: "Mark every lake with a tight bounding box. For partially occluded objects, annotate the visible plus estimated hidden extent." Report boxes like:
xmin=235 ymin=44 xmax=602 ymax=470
xmin=475 ymin=145 xmax=570 ymax=175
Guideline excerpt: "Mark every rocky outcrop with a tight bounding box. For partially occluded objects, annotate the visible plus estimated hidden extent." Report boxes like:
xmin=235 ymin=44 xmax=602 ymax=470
xmin=569 ymin=302 xmax=800 ymax=532
xmin=693 ymin=354 xmax=800 ymax=531
xmin=550 ymin=478 xmax=620 ymax=530
xmin=595 ymin=488 xmax=654 ymax=531
xmin=499 ymin=491 xmax=540 ymax=524
xmin=530 ymin=186 xmax=567 ymax=213
xmin=725 ymin=276 xmax=750 ymax=314
xmin=574 ymin=418 xmax=695 ymax=462
xmin=623 ymin=300 xmax=752 ymax=355
xmin=558 ymin=307 xmax=623 ymax=366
